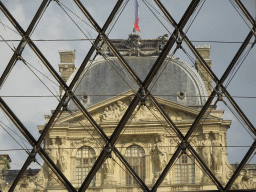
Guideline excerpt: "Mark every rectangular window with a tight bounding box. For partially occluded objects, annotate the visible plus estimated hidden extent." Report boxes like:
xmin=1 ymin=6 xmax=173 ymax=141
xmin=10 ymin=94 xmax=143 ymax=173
xmin=175 ymin=155 xmax=195 ymax=184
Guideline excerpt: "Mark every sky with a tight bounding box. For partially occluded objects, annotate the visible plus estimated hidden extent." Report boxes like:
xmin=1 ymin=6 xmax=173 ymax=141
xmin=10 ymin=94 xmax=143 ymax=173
xmin=0 ymin=0 xmax=256 ymax=172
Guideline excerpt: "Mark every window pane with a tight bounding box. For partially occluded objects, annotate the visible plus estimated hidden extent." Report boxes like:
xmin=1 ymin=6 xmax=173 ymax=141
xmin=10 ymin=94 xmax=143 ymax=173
xmin=76 ymin=146 xmax=96 ymax=187
xmin=125 ymin=145 xmax=145 ymax=185
xmin=175 ymin=155 xmax=195 ymax=184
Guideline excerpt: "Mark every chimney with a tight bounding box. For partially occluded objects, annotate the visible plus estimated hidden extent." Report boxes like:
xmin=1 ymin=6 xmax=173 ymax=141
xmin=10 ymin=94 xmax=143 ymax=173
xmin=195 ymin=45 xmax=212 ymax=97
xmin=58 ymin=50 xmax=76 ymax=94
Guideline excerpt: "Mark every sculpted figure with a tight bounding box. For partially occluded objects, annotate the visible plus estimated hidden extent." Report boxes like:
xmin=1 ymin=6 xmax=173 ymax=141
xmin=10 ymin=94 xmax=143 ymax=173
xmin=211 ymin=133 xmax=223 ymax=173
xmin=103 ymin=158 xmax=115 ymax=175
xmin=201 ymin=133 xmax=212 ymax=168
xmin=117 ymin=101 xmax=127 ymax=112
xmin=190 ymin=137 xmax=199 ymax=152
xmin=59 ymin=138 xmax=69 ymax=173
xmin=102 ymin=107 xmax=115 ymax=120
xmin=47 ymin=138 xmax=59 ymax=186
xmin=48 ymin=138 xmax=59 ymax=164
xmin=170 ymin=138 xmax=175 ymax=154
xmin=151 ymin=137 xmax=167 ymax=176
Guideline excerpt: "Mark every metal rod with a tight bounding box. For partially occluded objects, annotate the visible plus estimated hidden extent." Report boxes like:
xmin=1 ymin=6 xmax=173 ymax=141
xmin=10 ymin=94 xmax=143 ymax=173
xmin=234 ymin=0 xmax=255 ymax=25
xmin=154 ymin=0 xmax=178 ymax=27
xmin=219 ymin=31 xmax=254 ymax=83
xmin=0 ymin=1 xmax=26 ymax=35
xmin=25 ymin=0 xmax=50 ymax=36
xmin=222 ymin=89 xmax=256 ymax=136
xmin=0 ymin=97 xmax=37 ymax=146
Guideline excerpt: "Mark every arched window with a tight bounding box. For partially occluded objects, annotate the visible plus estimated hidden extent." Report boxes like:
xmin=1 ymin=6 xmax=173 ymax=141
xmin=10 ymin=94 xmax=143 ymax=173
xmin=76 ymin=146 xmax=96 ymax=187
xmin=125 ymin=145 xmax=145 ymax=186
xmin=175 ymin=155 xmax=195 ymax=184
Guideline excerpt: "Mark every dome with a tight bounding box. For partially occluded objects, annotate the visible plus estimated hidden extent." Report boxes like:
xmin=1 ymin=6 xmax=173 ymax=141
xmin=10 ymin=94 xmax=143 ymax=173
xmin=67 ymin=55 xmax=208 ymax=110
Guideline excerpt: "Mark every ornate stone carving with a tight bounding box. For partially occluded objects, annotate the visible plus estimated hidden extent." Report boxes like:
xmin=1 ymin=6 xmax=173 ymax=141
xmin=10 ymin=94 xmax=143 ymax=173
xmin=102 ymin=158 xmax=116 ymax=186
xmin=101 ymin=101 xmax=128 ymax=122
xmin=59 ymin=138 xmax=69 ymax=174
xmin=200 ymin=133 xmax=212 ymax=183
xmin=151 ymin=136 xmax=167 ymax=180
xmin=48 ymin=138 xmax=59 ymax=164
xmin=29 ymin=168 xmax=47 ymax=191
xmin=102 ymin=32 xmax=168 ymax=57
xmin=18 ymin=175 xmax=30 ymax=192
xmin=231 ymin=169 xmax=256 ymax=189
xmin=83 ymin=98 xmax=198 ymax=123
xmin=170 ymin=138 xmax=176 ymax=154
xmin=189 ymin=136 xmax=199 ymax=152
xmin=103 ymin=158 xmax=115 ymax=175
xmin=47 ymin=138 xmax=59 ymax=186
xmin=200 ymin=133 xmax=212 ymax=169
xmin=71 ymin=137 xmax=96 ymax=148
xmin=211 ymin=133 xmax=223 ymax=175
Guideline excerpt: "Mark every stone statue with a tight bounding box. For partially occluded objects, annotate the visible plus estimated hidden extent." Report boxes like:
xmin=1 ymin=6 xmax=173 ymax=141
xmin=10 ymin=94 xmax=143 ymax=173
xmin=189 ymin=136 xmax=199 ymax=152
xmin=232 ymin=169 xmax=256 ymax=189
xmin=102 ymin=107 xmax=115 ymax=120
xmin=151 ymin=137 xmax=167 ymax=176
xmin=170 ymin=138 xmax=175 ymax=154
xmin=201 ymin=133 xmax=212 ymax=168
xmin=48 ymin=138 xmax=59 ymax=164
xmin=103 ymin=158 xmax=115 ymax=175
xmin=102 ymin=158 xmax=116 ymax=186
xmin=117 ymin=101 xmax=127 ymax=112
xmin=211 ymin=133 xmax=223 ymax=174
xmin=101 ymin=101 xmax=128 ymax=121
xmin=47 ymin=138 xmax=59 ymax=186
xmin=59 ymin=138 xmax=69 ymax=173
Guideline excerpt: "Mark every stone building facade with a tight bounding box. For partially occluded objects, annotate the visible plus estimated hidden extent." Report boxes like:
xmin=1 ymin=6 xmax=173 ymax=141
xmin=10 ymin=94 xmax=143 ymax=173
xmin=1 ymin=33 xmax=256 ymax=192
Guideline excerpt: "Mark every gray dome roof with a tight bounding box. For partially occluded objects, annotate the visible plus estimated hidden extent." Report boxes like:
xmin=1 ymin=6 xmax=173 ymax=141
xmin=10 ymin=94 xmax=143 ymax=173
xmin=67 ymin=55 xmax=208 ymax=110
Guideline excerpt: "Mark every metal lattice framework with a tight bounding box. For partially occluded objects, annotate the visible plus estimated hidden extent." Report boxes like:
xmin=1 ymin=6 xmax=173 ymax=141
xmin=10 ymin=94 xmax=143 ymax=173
xmin=0 ymin=0 xmax=255 ymax=191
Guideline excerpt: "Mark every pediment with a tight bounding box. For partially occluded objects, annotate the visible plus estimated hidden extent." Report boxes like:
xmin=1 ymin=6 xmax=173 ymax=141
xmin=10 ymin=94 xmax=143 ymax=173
xmin=56 ymin=90 xmax=219 ymax=124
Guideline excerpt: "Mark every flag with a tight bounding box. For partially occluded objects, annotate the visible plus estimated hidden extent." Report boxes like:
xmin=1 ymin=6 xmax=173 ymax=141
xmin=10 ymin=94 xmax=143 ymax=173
xmin=134 ymin=0 xmax=141 ymax=32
